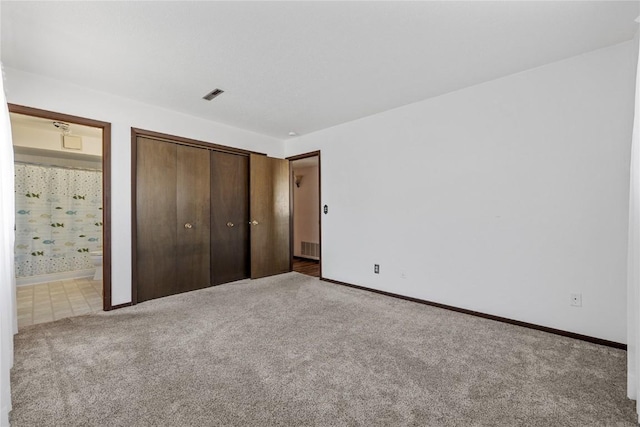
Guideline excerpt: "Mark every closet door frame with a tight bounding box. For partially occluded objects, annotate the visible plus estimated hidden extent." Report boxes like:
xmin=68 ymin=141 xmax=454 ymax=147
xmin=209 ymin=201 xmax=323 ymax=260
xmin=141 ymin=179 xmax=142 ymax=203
xmin=130 ymin=128 xmax=265 ymax=304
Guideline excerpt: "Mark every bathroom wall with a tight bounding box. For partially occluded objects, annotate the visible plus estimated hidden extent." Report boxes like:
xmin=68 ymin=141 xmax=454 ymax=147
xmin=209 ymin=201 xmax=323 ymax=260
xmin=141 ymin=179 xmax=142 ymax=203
xmin=11 ymin=114 xmax=102 ymax=161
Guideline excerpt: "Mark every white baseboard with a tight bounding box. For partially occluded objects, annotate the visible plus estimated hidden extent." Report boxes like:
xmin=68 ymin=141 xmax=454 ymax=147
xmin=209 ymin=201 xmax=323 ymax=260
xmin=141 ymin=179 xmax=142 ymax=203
xmin=16 ymin=269 xmax=95 ymax=286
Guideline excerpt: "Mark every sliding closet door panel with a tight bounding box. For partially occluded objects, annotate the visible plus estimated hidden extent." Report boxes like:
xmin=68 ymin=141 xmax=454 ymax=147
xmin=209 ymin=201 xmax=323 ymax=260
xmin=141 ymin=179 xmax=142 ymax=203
xmin=136 ymin=138 xmax=177 ymax=302
xmin=211 ymin=151 xmax=249 ymax=285
xmin=250 ymin=154 xmax=290 ymax=279
xmin=176 ymin=144 xmax=211 ymax=292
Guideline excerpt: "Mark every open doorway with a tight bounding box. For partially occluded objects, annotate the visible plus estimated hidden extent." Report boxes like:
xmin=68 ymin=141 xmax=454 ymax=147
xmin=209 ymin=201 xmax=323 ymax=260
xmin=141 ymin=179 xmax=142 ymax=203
xmin=8 ymin=105 xmax=112 ymax=329
xmin=288 ymin=152 xmax=321 ymax=278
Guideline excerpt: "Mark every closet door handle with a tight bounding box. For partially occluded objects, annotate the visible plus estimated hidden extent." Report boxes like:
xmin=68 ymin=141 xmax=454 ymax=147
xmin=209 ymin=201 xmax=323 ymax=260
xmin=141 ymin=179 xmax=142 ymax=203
xmin=250 ymin=220 xmax=259 ymax=226
xmin=226 ymin=222 xmax=234 ymax=228
xmin=184 ymin=223 xmax=193 ymax=229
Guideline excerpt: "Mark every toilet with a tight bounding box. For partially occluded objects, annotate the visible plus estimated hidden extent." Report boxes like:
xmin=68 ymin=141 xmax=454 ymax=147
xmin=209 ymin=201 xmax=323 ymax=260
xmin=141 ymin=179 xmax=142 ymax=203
xmin=90 ymin=251 xmax=103 ymax=281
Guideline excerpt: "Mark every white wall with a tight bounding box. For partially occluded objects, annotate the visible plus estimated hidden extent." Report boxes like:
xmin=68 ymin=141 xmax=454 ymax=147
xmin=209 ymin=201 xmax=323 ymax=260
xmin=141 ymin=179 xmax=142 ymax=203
xmin=285 ymin=40 xmax=638 ymax=343
xmin=4 ymin=68 xmax=284 ymax=306
xmin=292 ymin=165 xmax=319 ymax=258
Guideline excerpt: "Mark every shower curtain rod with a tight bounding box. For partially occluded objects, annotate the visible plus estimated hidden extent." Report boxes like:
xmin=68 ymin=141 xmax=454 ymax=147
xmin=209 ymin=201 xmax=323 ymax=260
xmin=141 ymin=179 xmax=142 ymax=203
xmin=14 ymin=160 xmax=102 ymax=173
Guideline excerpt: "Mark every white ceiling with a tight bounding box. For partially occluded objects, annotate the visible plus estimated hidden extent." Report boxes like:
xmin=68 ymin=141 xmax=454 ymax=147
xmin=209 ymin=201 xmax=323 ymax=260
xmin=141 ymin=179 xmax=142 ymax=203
xmin=2 ymin=1 xmax=638 ymax=139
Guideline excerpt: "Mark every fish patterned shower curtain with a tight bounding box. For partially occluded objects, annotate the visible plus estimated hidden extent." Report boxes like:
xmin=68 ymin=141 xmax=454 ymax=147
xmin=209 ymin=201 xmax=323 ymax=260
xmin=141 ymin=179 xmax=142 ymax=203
xmin=14 ymin=163 xmax=102 ymax=278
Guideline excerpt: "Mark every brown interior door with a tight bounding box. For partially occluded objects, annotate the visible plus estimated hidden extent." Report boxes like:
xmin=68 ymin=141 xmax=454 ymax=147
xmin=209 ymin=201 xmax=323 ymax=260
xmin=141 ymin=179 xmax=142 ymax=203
xmin=136 ymin=138 xmax=177 ymax=302
xmin=210 ymin=151 xmax=249 ymax=285
xmin=250 ymin=154 xmax=290 ymax=279
xmin=176 ymin=144 xmax=211 ymax=292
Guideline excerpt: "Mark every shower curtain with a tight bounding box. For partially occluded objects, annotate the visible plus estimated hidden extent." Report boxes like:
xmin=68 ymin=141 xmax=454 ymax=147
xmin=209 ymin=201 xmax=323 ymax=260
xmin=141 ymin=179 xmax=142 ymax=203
xmin=14 ymin=163 xmax=103 ymax=278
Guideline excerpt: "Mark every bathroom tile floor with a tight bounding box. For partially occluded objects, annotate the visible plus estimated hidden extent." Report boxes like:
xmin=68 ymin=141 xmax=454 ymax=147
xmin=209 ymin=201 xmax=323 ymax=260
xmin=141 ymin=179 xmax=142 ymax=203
xmin=17 ymin=278 xmax=103 ymax=329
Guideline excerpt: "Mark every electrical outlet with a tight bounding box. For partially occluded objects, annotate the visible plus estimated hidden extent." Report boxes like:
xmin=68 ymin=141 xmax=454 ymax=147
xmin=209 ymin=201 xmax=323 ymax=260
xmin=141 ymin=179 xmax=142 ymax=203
xmin=400 ymin=271 xmax=407 ymax=279
xmin=374 ymin=264 xmax=380 ymax=274
xmin=570 ymin=293 xmax=582 ymax=307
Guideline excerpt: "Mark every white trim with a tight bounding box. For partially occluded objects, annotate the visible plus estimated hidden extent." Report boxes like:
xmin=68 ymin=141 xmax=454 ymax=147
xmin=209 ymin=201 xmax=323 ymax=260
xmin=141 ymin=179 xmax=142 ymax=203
xmin=627 ymin=31 xmax=640 ymax=421
xmin=15 ymin=269 xmax=95 ymax=286
xmin=1 ymin=405 xmax=9 ymax=427
xmin=0 ymin=62 xmax=16 ymax=427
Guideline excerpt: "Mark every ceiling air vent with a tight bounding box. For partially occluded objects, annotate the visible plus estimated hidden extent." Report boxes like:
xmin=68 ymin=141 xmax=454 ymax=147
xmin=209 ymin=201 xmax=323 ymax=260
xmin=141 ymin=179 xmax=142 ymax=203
xmin=202 ymin=88 xmax=224 ymax=101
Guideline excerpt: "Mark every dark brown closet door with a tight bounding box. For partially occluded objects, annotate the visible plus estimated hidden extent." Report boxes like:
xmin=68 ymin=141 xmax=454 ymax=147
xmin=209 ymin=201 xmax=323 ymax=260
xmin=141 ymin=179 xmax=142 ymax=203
xmin=136 ymin=138 xmax=177 ymax=302
xmin=250 ymin=154 xmax=290 ymax=279
xmin=176 ymin=144 xmax=211 ymax=292
xmin=210 ymin=151 xmax=249 ymax=285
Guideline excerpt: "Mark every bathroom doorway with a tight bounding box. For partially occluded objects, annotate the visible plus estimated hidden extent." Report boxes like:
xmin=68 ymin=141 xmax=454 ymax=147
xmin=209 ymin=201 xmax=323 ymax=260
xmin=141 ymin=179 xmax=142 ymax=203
xmin=288 ymin=152 xmax=321 ymax=278
xmin=8 ymin=105 xmax=111 ymax=328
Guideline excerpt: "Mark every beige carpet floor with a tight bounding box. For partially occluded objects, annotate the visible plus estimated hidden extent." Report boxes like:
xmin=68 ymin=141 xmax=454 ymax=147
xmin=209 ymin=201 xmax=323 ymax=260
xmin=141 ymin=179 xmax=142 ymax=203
xmin=10 ymin=272 xmax=637 ymax=426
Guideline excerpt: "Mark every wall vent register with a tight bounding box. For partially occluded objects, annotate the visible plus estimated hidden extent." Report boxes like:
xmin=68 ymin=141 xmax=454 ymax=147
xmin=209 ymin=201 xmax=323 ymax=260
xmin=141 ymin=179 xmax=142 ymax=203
xmin=301 ymin=241 xmax=319 ymax=258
